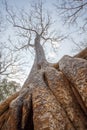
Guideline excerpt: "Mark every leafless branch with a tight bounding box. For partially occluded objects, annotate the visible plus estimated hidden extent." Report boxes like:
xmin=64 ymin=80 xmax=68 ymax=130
xmin=14 ymin=24 xmax=38 ymax=35
xmin=4 ymin=0 xmax=64 ymax=52
xmin=55 ymin=0 xmax=87 ymax=27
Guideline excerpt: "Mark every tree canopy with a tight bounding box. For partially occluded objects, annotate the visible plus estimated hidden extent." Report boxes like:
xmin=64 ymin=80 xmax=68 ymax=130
xmin=0 ymin=79 xmax=20 ymax=102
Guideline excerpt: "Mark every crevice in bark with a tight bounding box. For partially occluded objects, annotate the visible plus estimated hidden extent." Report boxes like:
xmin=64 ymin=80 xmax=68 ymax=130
xmin=70 ymin=83 xmax=87 ymax=117
xmin=58 ymin=69 xmax=87 ymax=119
xmin=0 ymin=109 xmax=9 ymax=129
xmin=67 ymin=82 xmax=87 ymax=129
xmin=23 ymin=95 xmax=34 ymax=130
xmin=8 ymin=97 xmax=23 ymax=130
xmin=60 ymin=69 xmax=87 ymax=117
xmin=43 ymin=71 xmax=49 ymax=87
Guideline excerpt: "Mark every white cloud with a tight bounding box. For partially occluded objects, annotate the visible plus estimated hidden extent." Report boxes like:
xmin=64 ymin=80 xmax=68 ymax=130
xmin=52 ymin=41 xmax=60 ymax=48
xmin=48 ymin=52 xmax=56 ymax=58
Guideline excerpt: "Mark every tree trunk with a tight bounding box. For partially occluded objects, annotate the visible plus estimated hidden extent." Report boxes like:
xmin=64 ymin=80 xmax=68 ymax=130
xmin=0 ymin=37 xmax=87 ymax=130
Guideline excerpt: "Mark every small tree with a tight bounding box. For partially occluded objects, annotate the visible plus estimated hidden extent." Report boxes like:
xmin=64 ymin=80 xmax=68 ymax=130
xmin=0 ymin=79 xmax=20 ymax=102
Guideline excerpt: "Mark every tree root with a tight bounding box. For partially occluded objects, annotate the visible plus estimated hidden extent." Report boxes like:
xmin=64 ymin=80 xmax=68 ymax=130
xmin=0 ymin=48 xmax=87 ymax=130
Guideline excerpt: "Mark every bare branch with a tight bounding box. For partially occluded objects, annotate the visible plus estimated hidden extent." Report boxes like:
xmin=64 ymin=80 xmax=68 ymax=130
xmin=55 ymin=0 xmax=87 ymax=27
xmin=4 ymin=0 xmax=63 ymax=52
xmin=0 ymin=63 xmax=12 ymax=74
xmin=14 ymin=24 xmax=38 ymax=35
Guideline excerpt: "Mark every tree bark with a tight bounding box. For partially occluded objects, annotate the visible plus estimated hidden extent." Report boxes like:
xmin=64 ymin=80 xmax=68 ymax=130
xmin=0 ymin=41 xmax=87 ymax=130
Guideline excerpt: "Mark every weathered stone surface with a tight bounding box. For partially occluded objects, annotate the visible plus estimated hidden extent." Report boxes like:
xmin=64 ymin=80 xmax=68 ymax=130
xmin=59 ymin=56 xmax=87 ymax=113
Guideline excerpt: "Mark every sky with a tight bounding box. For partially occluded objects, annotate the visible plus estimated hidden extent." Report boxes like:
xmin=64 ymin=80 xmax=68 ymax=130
xmin=0 ymin=0 xmax=86 ymax=85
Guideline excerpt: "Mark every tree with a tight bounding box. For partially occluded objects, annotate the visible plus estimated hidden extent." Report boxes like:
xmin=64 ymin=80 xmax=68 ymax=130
xmin=0 ymin=9 xmax=23 ymax=78
xmin=0 ymin=44 xmax=20 ymax=76
xmin=0 ymin=43 xmax=87 ymax=130
xmin=5 ymin=0 xmax=67 ymax=51
xmin=0 ymin=1 xmax=87 ymax=130
xmin=0 ymin=78 xmax=20 ymax=102
xmin=55 ymin=0 xmax=87 ymax=28
xmin=0 ymin=0 xmax=64 ymax=79
xmin=55 ymin=0 xmax=87 ymax=51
